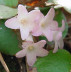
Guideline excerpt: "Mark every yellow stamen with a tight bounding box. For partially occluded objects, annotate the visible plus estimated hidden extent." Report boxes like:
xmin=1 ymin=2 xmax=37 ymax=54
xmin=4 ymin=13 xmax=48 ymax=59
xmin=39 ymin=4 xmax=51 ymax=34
xmin=28 ymin=46 xmax=34 ymax=51
xmin=41 ymin=23 xmax=45 ymax=27
xmin=20 ymin=19 xmax=26 ymax=24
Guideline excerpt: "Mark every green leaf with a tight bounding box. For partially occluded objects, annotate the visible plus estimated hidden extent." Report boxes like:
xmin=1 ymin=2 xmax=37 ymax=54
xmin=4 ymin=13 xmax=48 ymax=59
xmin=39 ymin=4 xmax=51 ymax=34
xmin=47 ymin=0 xmax=58 ymax=4
xmin=39 ymin=7 xmax=50 ymax=15
xmin=0 ymin=5 xmax=17 ymax=19
xmin=39 ymin=36 xmax=47 ymax=41
xmin=0 ymin=20 xmax=21 ymax=55
xmin=39 ymin=36 xmax=54 ymax=45
xmin=34 ymin=49 xmax=71 ymax=72
xmin=54 ymin=10 xmax=68 ymax=38
xmin=0 ymin=0 xmax=18 ymax=7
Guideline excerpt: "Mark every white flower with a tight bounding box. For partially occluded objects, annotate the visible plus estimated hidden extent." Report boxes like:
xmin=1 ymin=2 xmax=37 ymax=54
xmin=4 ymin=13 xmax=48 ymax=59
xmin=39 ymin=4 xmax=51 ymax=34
xmin=5 ymin=4 xmax=44 ymax=40
xmin=53 ymin=20 xmax=65 ymax=53
xmin=16 ymin=40 xmax=48 ymax=66
xmin=32 ymin=8 xmax=59 ymax=41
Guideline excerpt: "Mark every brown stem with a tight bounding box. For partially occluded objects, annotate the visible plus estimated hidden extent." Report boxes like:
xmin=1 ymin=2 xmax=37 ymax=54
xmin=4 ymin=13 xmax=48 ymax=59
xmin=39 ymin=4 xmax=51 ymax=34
xmin=0 ymin=53 xmax=10 ymax=72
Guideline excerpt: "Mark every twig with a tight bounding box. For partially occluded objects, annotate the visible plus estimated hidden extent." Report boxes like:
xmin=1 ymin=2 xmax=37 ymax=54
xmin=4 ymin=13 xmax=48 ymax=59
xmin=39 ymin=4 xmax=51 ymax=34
xmin=0 ymin=53 xmax=10 ymax=72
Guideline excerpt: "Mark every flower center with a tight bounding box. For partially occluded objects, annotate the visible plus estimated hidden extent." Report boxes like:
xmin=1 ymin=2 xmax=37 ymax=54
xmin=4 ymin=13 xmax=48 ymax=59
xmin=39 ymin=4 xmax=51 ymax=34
xmin=41 ymin=23 xmax=45 ymax=27
xmin=28 ymin=46 xmax=34 ymax=51
xmin=20 ymin=19 xmax=27 ymax=24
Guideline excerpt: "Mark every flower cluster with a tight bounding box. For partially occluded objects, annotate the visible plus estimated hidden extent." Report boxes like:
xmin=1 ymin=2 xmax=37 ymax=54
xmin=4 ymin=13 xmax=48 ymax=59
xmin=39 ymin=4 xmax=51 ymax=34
xmin=5 ymin=4 xmax=65 ymax=66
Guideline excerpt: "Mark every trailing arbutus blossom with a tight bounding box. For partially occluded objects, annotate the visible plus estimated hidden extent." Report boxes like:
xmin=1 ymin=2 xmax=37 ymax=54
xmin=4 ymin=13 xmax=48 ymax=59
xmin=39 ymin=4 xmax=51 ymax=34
xmin=53 ymin=20 xmax=65 ymax=53
xmin=5 ymin=4 xmax=44 ymax=40
xmin=16 ymin=40 xmax=48 ymax=66
xmin=32 ymin=8 xmax=59 ymax=41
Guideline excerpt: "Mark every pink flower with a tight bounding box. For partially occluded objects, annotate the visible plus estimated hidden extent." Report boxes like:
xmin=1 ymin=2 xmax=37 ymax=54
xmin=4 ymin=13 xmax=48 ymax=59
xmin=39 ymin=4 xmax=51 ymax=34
xmin=5 ymin=4 xmax=44 ymax=40
xmin=32 ymin=8 xmax=59 ymax=41
xmin=53 ymin=20 xmax=65 ymax=53
xmin=16 ymin=40 xmax=48 ymax=66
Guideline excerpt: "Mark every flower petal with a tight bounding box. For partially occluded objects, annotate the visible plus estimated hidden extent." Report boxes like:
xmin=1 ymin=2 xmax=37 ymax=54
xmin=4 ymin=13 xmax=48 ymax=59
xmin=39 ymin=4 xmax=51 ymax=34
xmin=50 ymin=21 xmax=58 ymax=30
xmin=5 ymin=17 xmax=20 ymax=29
xmin=43 ymin=29 xmax=53 ymax=41
xmin=43 ymin=8 xmax=55 ymax=24
xmin=22 ymin=41 xmax=33 ymax=49
xmin=28 ymin=10 xmax=44 ymax=22
xmin=18 ymin=4 xmax=28 ymax=19
xmin=53 ymin=41 xmax=58 ymax=53
xmin=16 ymin=49 xmax=27 ymax=58
xmin=55 ymin=32 xmax=62 ymax=41
xmin=27 ymin=10 xmax=44 ymax=32
xmin=33 ymin=40 xmax=48 ymax=56
xmin=60 ymin=20 xmax=65 ymax=32
xmin=26 ymin=52 xmax=36 ymax=66
xmin=26 ymin=34 xmax=33 ymax=41
xmin=32 ymin=25 xmax=42 ymax=36
xmin=36 ymin=48 xmax=48 ymax=57
xmin=58 ymin=38 xmax=64 ymax=49
xmin=34 ymin=40 xmax=46 ymax=48
xmin=20 ymin=25 xmax=30 ymax=40
xmin=30 ymin=10 xmax=44 ymax=36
